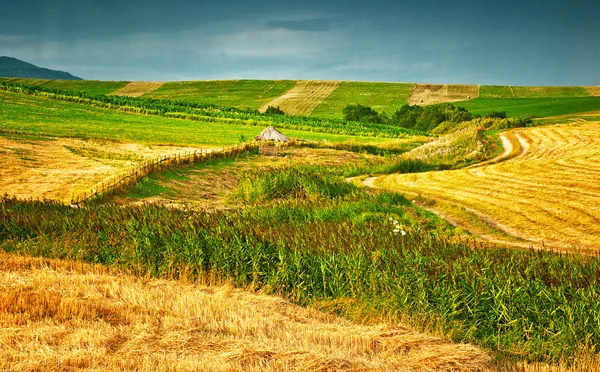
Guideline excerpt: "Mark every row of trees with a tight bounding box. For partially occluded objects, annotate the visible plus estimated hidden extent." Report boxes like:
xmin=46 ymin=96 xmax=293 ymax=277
xmin=343 ymin=103 xmax=509 ymax=132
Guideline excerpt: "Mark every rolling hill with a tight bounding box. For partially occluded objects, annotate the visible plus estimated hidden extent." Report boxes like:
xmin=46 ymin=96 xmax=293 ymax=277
xmin=3 ymin=76 xmax=600 ymax=120
xmin=0 ymin=56 xmax=81 ymax=80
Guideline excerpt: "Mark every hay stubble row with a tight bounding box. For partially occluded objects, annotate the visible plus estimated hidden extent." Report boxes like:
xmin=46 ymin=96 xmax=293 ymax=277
xmin=376 ymin=122 xmax=600 ymax=252
xmin=259 ymin=80 xmax=340 ymax=115
xmin=0 ymin=252 xmax=491 ymax=371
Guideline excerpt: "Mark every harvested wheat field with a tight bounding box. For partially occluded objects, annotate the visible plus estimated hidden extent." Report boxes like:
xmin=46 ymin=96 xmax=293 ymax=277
xmin=109 ymin=82 xmax=165 ymax=97
xmin=0 ymin=251 xmax=492 ymax=371
xmin=375 ymin=121 xmax=600 ymax=252
xmin=585 ymin=86 xmax=600 ymax=97
xmin=407 ymin=84 xmax=479 ymax=105
xmin=0 ymin=133 xmax=202 ymax=203
xmin=259 ymin=80 xmax=340 ymax=115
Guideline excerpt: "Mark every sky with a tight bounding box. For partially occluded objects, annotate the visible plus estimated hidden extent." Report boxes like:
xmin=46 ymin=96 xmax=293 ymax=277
xmin=1 ymin=0 xmax=599 ymax=85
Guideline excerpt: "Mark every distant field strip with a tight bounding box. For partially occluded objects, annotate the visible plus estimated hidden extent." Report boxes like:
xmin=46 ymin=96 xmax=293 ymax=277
xmin=310 ymin=81 xmax=414 ymax=118
xmin=376 ymin=122 xmax=600 ymax=252
xmin=145 ymin=80 xmax=296 ymax=109
xmin=109 ymin=82 xmax=164 ymax=97
xmin=407 ymin=84 xmax=479 ymax=105
xmin=259 ymin=80 xmax=340 ymax=115
xmin=480 ymin=86 xmax=590 ymax=98
xmin=585 ymin=86 xmax=600 ymax=96
xmin=0 ymin=78 xmax=129 ymax=95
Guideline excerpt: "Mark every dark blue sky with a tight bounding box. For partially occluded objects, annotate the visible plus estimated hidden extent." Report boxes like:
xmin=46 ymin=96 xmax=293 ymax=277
xmin=1 ymin=0 xmax=599 ymax=84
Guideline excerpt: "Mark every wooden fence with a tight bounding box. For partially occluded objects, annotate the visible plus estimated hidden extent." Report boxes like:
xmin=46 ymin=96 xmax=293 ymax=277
xmin=70 ymin=142 xmax=258 ymax=205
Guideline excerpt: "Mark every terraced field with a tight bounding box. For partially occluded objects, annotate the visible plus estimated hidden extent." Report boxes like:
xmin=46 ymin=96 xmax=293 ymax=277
xmin=259 ymin=80 xmax=340 ymax=115
xmin=310 ymin=81 xmax=413 ymax=118
xmin=374 ymin=121 xmax=600 ymax=252
xmin=407 ymin=84 xmax=479 ymax=105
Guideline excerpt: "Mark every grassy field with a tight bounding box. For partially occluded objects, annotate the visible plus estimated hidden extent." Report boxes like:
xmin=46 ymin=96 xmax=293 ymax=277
xmin=374 ymin=121 xmax=600 ymax=252
xmin=0 ymin=251 xmax=491 ymax=371
xmin=456 ymin=97 xmax=600 ymax=118
xmin=259 ymin=80 xmax=340 ymax=115
xmin=480 ymin=85 xmax=591 ymax=98
xmin=144 ymin=80 xmax=296 ymax=109
xmin=0 ymin=77 xmax=128 ymax=95
xmin=310 ymin=81 xmax=414 ymax=118
xmin=0 ymin=90 xmax=404 ymax=146
xmin=0 ymin=88 xmax=421 ymax=203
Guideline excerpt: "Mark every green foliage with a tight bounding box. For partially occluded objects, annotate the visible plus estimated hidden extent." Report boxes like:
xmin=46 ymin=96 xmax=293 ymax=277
xmin=264 ymin=106 xmax=286 ymax=115
xmin=485 ymin=111 xmax=507 ymax=119
xmin=343 ymin=104 xmax=384 ymax=123
xmin=391 ymin=103 xmax=473 ymax=132
xmin=233 ymin=166 xmax=360 ymax=202
xmin=1 ymin=193 xmax=600 ymax=364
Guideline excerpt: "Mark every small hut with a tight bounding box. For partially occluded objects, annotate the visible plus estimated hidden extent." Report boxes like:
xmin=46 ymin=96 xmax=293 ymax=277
xmin=254 ymin=126 xmax=290 ymax=156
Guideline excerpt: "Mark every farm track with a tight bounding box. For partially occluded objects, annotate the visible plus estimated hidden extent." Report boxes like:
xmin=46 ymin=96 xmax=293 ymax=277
xmin=371 ymin=122 xmax=600 ymax=252
xmin=259 ymin=80 xmax=340 ymax=115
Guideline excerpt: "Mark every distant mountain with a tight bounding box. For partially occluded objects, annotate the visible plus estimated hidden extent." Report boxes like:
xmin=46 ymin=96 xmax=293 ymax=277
xmin=0 ymin=56 xmax=82 ymax=80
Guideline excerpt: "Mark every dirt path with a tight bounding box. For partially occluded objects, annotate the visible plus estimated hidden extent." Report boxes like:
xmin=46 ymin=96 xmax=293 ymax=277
xmin=259 ymin=80 xmax=340 ymax=115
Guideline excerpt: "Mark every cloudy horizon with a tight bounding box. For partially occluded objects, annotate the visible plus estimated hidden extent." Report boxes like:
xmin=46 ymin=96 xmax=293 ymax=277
xmin=1 ymin=0 xmax=599 ymax=85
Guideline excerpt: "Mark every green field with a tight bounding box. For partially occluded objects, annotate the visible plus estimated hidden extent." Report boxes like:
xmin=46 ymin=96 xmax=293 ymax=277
xmin=310 ymin=81 xmax=414 ymax=118
xmin=0 ymin=90 xmax=402 ymax=146
xmin=480 ymin=85 xmax=591 ymax=98
xmin=144 ymin=80 xmax=296 ymax=109
xmin=457 ymin=97 xmax=600 ymax=118
xmin=0 ymin=77 xmax=128 ymax=95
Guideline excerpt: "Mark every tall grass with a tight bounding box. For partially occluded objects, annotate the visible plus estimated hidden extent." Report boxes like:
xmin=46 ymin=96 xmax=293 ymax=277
xmin=2 ymin=167 xmax=600 ymax=366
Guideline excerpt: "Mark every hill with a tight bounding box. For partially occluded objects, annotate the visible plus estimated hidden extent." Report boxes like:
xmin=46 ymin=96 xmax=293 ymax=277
xmin=0 ymin=56 xmax=81 ymax=80
xmin=4 ymin=77 xmax=600 ymax=119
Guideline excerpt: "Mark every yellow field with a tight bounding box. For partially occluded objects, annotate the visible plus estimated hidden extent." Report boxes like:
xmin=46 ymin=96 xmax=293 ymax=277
xmin=407 ymin=84 xmax=479 ymax=105
xmin=375 ymin=121 xmax=600 ymax=252
xmin=109 ymin=82 xmax=165 ymax=97
xmin=0 ymin=133 xmax=202 ymax=203
xmin=585 ymin=86 xmax=600 ymax=97
xmin=259 ymin=80 xmax=340 ymax=115
xmin=0 ymin=251 xmax=491 ymax=371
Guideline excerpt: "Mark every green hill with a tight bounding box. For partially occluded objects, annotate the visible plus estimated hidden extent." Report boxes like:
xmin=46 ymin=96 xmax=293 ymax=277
xmin=3 ymin=76 xmax=600 ymax=119
xmin=0 ymin=56 xmax=82 ymax=80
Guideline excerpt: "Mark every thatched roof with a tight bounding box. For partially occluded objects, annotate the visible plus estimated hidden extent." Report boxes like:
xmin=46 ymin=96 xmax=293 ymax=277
xmin=254 ymin=126 xmax=289 ymax=142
